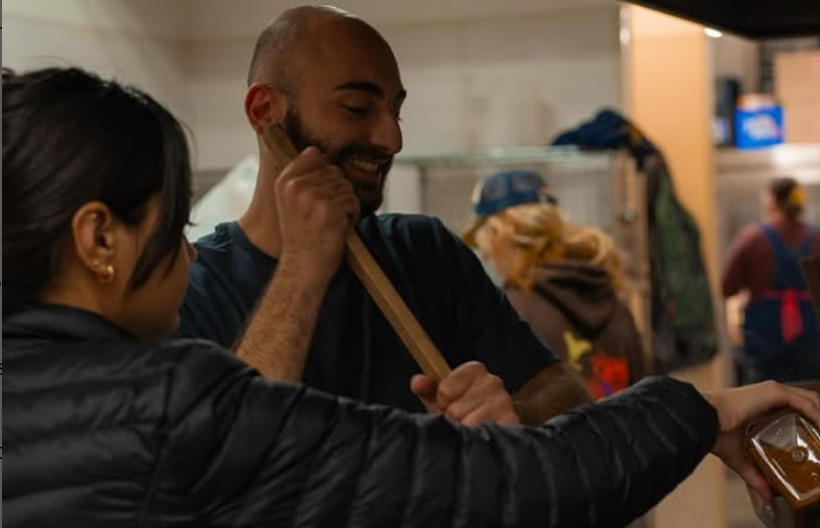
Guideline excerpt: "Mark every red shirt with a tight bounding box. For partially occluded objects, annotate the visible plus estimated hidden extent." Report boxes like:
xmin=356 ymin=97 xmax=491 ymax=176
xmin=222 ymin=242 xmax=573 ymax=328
xmin=722 ymin=219 xmax=820 ymax=300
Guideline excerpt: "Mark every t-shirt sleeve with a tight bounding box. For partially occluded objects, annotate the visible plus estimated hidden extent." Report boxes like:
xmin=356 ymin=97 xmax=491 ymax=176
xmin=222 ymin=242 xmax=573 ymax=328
xmin=176 ymin=258 xmax=254 ymax=349
xmin=432 ymin=218 xmax=560 ymax=394
xmin=721 ymin=224 xmax=759 ymax=297
xmin=177 ymin=266 xmax=228 ymax=347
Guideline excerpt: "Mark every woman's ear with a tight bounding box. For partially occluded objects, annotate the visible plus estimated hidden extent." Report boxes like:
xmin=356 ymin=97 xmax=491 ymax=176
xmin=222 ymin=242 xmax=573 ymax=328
xmin=245 ymin=83 xmax=288 ymax=134
xmin=71 ymin=202 xmax=118 ymax=283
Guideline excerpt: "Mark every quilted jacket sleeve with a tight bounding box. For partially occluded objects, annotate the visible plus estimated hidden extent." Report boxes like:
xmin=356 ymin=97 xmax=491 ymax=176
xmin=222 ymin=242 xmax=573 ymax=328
xmin=156 ymin=340 xmax=717 ymax=528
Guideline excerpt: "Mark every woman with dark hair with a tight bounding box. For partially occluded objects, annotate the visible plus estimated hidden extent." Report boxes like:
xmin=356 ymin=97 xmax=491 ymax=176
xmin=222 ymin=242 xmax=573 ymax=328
xmin=4 ymin=66 xmax=820 ymax=528
xmin=723 ymin=177 xmax=820 ymax=384
xmin=2 ymin=66 xmax=193 ymax=332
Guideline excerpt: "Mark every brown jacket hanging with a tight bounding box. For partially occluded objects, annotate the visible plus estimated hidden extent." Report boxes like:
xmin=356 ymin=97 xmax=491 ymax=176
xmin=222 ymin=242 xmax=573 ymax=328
xmin=506 ymin=261 xmax=648 ymax=399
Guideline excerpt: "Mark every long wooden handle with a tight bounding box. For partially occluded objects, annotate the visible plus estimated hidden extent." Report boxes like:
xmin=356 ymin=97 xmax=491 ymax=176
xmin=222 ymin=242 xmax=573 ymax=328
xmin=262 ymin=123 xmax=451 ymax=382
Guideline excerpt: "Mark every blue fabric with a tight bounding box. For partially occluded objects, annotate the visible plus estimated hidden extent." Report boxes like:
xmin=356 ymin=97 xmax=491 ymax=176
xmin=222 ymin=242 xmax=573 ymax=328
xmin=759 ymin=223 xmax=816 ymax=289
xmin=179 ymin=215 xmax=558 ymax=412
xmin=551 ymin=109 xmax=658 ymax=167
xmin=472 ymin=169 xmax=556 ymax=217
xmin=742 ymin=224 xmax=820 ymax=383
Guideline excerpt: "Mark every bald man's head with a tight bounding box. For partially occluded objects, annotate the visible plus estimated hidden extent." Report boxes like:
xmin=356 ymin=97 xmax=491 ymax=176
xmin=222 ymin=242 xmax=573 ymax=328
xmin=246 ymin=5 xmax=382 ymax=92
xmin=245 ymin=5 xmax=405 ymax=215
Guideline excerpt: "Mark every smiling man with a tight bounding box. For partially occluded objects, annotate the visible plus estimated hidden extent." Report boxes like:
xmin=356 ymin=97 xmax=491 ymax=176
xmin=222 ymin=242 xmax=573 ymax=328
xmin=179 ymin=5 xmax=590 ymax=425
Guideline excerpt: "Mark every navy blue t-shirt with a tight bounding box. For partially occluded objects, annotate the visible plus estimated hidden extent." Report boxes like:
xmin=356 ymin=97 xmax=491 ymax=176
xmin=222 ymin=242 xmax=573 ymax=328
xmin=179 ymin=214 xmax=558 ymax=412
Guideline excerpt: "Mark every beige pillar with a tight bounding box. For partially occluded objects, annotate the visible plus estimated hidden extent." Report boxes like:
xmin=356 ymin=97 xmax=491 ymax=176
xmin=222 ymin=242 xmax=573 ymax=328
xmin=624 ymin=5 xmax=726 ymax=528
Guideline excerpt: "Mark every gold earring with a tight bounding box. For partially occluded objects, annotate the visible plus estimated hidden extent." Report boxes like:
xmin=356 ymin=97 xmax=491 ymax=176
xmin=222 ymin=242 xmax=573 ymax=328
xmin=97 ymin=264 xmax=115 ymax=284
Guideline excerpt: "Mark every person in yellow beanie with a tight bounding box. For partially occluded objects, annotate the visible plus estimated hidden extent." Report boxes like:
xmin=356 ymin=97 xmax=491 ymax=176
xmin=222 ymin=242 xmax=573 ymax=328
xmin=723 ymin=177 xmax=820 ymax=384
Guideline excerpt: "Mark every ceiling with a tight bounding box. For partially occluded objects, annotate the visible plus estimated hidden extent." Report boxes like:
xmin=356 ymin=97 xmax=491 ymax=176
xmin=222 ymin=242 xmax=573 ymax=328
xmin=6 ymin=0 xmax=816 ymax=41
xmin=626 ymin=0 xmax=820 ymax=39
xmin=2 ymin=0 xmax=615 ymax=41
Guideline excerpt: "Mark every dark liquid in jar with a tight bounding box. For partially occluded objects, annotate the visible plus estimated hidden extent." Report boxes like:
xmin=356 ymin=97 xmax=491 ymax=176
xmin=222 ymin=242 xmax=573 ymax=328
xmin=760 ymin=437 xmax=820 ymax=497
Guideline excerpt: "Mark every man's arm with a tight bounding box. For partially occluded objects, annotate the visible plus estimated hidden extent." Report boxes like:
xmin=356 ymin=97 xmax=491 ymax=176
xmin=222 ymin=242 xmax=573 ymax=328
xmin=513 ymin=362 xmax=593 ymax=425
xmin=234 ymin=147 xmax=359 ymax=382
xmin=234 ymin=260 xmax=329 ymax=382
xmin=722 ymin=225 xmax=757 ymax=297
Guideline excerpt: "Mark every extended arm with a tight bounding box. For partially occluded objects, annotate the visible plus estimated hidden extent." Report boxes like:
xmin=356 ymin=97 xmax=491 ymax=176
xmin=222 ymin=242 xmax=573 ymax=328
xmin=167 ymin=344 xmax=725 ymax=528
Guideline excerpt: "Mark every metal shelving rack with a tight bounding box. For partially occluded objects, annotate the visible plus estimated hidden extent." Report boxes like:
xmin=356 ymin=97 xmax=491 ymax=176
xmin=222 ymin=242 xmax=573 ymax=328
xmin=391 ymin=147 xmax=653 ymax=373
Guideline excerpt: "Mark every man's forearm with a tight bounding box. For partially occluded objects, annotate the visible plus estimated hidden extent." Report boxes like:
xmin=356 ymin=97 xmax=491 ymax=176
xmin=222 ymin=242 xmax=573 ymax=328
xmin=513 ymin=362 xmax=593 ymax=425
xmin=234 ymin=262 xmax=329 ymax=382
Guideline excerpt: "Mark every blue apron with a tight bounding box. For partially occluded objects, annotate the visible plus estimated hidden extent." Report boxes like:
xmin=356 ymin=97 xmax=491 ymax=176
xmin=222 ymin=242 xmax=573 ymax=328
xmin=741 ymin=223 xmax=820 ymax=383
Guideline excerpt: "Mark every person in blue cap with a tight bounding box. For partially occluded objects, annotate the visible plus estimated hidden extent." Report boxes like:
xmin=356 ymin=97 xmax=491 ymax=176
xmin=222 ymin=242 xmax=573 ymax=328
xmin=464 ymin=169 xmax=647 ymax=401
xmin=178 ymin=5 xmax=591 ymax=426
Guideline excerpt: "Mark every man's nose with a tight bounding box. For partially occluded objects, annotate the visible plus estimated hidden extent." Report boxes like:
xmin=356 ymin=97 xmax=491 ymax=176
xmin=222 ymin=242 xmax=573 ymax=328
xmin=371 ymin=112 xmax=403 ymax=155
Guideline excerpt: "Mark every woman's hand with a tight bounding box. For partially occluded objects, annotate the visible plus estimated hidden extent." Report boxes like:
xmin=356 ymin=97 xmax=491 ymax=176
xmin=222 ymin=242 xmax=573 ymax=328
xmin=701 ymin=381 xmax=820 ymax=500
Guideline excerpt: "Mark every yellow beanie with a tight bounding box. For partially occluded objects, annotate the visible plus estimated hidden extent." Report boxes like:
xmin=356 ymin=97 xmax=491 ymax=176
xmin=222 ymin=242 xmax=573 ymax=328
xmin=787 ymin=184 xmax=805 ymax=209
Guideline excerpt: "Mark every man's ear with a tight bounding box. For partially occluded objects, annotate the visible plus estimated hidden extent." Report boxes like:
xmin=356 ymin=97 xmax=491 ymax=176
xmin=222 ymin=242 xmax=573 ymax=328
xmin=245 ymin=83 xmax=288 ymax=134
xmin=71 ymin=201 xmax=118 ymax=280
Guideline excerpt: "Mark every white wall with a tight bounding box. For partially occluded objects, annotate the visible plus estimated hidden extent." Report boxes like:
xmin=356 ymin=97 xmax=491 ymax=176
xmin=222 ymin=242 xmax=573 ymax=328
xmin=713 ymin=33 xmax=759 ymax=95
xmin=186 ymin=5 xmax=622 ymax=172
xmin=2 ymin=0 xmax=193 ymax=147
xmin=182 ymin=37 xmax=255 ymax=172
xmin=185 ymin=0 xmax=614 ymax=40
xmin=391 ymin=7 xmax=621 ymax=153
xmin=2 ymin=0 xmax=185 ymax=37
xmin=3 ymin=1 xmax=621 ymax=179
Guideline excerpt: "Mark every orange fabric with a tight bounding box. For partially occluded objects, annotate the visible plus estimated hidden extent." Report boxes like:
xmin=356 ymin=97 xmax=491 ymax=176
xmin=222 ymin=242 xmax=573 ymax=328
xmin=781 ymin=289 xmax=803 ymax=343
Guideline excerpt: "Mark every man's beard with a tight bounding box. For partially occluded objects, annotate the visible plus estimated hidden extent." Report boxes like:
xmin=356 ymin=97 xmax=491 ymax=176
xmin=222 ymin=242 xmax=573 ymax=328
xmin=283 ymin=108 xmax=392 ymax=216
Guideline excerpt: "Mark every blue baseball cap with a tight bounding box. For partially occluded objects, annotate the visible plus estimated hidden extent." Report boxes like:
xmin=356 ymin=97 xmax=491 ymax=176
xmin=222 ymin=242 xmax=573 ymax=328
xmin=462 ymin=169 xmax=557 ymax=246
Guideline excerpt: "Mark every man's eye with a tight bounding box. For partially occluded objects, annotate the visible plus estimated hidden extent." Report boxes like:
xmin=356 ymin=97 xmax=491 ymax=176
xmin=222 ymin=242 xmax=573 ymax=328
xmin=343 ymin=105 xmax=370 ymax=116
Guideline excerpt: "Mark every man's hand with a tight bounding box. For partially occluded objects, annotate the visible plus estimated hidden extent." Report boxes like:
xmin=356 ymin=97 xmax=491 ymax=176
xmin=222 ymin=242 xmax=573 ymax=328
xmin=410 ymin=361 xmax=520 ymax=426
xmin=275 ymin=146 xmax=359 ymax=285
xmin=235 ymin=146 xmax=358 ymax=382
